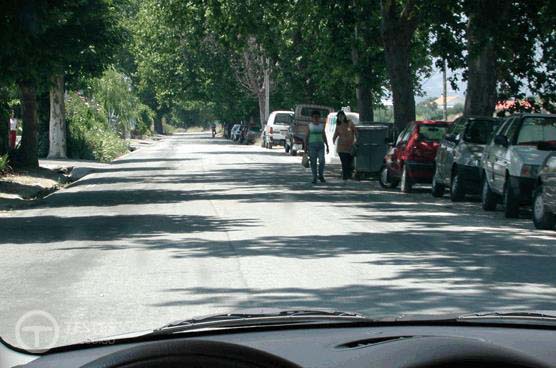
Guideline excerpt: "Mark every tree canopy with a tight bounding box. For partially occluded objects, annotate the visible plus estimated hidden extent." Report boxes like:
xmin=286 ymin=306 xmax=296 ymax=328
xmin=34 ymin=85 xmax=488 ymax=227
xmin=1 ymin=0 xmax=555 ymax=166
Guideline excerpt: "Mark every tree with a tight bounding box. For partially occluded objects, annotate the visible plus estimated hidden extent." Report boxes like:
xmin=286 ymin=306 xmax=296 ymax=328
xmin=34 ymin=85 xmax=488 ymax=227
xmin=44 ymin=0 xmax=121 ymax=158
xmin=463 ymin=0 xmax=511 ymax=116
xmin=431 ymin=0 xmax=556 ymax=116
xmin=230 ymin=36 xmax=272 ymax=127
xmin=131 ymin=0 xmax=261 ymax=127
xmin=0 ymin=0 xmax=120 ymax=167
xmin=91 ymin=67 xmax=146 ymax=139
xmin=349 ymin=0 xmax=386 ymax=123
xmin=380 ymin=0 xmax=419 ymax=131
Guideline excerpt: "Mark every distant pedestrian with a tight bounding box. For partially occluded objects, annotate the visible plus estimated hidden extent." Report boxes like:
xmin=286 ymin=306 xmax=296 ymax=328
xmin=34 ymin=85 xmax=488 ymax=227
xmin=9 ymin=111 xmax=17 ymax=150
xmin=305 ymin=110 xmax=329 ymax=184
xmin=333 ymin=111 xmax=357 ymax=181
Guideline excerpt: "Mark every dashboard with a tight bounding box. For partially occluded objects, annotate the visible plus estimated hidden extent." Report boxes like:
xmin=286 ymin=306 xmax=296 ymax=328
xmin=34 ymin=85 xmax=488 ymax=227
xmin=5 ymin=323 xmax=556 ymax=367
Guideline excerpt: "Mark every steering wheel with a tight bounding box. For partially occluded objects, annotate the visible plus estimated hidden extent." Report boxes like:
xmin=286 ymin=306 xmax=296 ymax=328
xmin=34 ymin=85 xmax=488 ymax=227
xmin=80 ymin=339 xmax=301 ymax=368
xmin=348 ymin=336 xmax=550 ymax=368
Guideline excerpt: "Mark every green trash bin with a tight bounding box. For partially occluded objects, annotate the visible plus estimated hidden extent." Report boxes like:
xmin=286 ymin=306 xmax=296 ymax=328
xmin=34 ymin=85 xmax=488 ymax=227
xmin=353 ymin=124 xmax=392 ymax=179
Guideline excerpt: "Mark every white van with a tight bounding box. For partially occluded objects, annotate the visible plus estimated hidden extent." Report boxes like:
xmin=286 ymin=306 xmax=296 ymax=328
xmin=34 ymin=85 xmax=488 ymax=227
xmin=262 ymin=111 xmax=294 ymax=149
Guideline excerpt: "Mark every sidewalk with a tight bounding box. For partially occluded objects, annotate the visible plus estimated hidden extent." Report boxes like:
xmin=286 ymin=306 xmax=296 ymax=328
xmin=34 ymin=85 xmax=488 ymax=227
xmin=0 ymin=137 xmax=157 ymax=211
xmin=0 ymin=166 xmax=68 ymax=211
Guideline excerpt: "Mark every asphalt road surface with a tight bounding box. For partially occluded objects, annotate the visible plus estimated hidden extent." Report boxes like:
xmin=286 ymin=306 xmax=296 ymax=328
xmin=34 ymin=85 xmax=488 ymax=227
xmin=1 ymin=132 xmax=555 ymax=348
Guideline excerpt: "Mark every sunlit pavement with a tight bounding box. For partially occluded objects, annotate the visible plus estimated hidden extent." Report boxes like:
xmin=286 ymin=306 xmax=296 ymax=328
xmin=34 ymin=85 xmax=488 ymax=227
xmin=1 ymin=132 xmax=555 ymax=347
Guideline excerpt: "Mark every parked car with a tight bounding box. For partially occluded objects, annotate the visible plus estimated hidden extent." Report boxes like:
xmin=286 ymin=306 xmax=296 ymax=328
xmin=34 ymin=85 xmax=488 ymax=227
xmin=432 ymin=116 xmax=502 ymax=201
xmin=262 ymin=111 xmax=294 ymax=149
xmin=284 ymin=104 xmax=334 ymax=156
xmin=230 ymin=124 xmax=242 ymax=141
xmin=481 ymin=113 xmax=556 ymax=218
xmin=379 ymin=120 xmax=450 ymax=193
xmin=533 ymin=152 xmax=556 ymax=229
xmin=241 ymin=126 xmax=261 ymax=145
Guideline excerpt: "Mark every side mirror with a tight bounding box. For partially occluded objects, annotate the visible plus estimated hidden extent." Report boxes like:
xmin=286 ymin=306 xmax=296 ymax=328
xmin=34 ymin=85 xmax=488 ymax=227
xmin=494 ymin=135 xmax=509 ymax=147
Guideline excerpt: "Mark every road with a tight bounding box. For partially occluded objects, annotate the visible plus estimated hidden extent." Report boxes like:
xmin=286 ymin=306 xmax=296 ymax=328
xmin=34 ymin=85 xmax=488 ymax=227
xmin=1 ymin=132 xmax=555 ymax=347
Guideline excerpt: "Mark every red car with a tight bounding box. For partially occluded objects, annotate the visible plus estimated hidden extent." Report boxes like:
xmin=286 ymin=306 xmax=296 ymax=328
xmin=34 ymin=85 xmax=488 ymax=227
xmin=379 ymin=120 xmax=450 ymax=192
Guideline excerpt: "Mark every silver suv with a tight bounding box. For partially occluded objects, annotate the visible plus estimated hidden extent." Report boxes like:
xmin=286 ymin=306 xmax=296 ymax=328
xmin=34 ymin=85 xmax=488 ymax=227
xmin=432 ymin=116 xmax=501 ymax=201
xmin=481 ymin=113 xmax=556 ymax=218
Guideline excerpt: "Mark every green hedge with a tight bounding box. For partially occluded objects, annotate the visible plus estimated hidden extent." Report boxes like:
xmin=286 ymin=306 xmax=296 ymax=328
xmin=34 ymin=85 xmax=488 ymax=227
xmin=66 ymin=92 xmax=128 ymax=162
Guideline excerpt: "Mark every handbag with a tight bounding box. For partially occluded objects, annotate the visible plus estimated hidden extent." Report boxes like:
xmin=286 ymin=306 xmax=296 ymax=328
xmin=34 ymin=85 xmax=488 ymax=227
xmin=351 ymin=143 xmax=358 ymax=157
xmin=301 ymin=153 xmax=310 ymax=168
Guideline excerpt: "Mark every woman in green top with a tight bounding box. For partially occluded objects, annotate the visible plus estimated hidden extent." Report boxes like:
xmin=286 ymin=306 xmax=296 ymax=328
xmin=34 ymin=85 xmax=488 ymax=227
xmin=304 ymin=110 xmax=329 ymax=184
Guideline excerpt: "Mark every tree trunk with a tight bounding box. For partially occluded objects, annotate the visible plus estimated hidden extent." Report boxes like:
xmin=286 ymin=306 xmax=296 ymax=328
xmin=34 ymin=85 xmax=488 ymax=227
xmin=463 ymin=2 xmax=508 ymax=117
xmin=257 ymin=92 xmax=266 ymax=129
xmin=383 ymin=40 xmax=415 ymax=131
xmin=17 ymin=81 xmax=39 ymax=168
xmin=380 ymin=0 xmax=417 ymax=132
xmin=160 ymin=116 xmax=167 ymax=134
xmin=354 ymin=68 xmax=374 ymax=123
xmin=264 ymin=63 xmax=270 ymax=124
xmin=154 ymin=119 xmax=163 ymax=134
xmin=352 ymin=24 xmax=374 ymax=124
xmin=464 ymin=42 xmax=497 ymax=116
xmin=47 ymin=73 xmax=67 ymax=158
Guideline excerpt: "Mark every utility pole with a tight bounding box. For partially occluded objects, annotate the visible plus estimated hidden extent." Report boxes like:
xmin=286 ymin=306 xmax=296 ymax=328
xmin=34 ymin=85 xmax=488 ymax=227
xmin=443 ymin=59 xmax=448 ymax=121
xmin=264 ymin=59 xmax=270 ymax=124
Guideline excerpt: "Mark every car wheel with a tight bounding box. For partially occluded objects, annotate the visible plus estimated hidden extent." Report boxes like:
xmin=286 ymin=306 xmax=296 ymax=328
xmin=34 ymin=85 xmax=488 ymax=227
xmin=290 ymin=147 xmax=297 ymax=156
xmin=400 ymin=165 xmax=412 ymax=193
xmin=379 ymin=166 xmax=397 ymax=189
xmin=450 ymin=168 xmax=465 ymax=202
xmin=533 ymin=185 xmax=555 ymax=230
xmin=431 ymin=168 xmax=446 ymax=198
xmin=481 ymin=175 xmax=498 ymax=211
xmin=503 ymin=177 xmax=520 ymax=218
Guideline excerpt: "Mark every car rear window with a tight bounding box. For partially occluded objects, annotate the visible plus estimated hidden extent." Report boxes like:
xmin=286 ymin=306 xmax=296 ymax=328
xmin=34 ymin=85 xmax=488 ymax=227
xmin=418 ymin=125 xmax=448 ymax=142
xmin=464 ymin=119 xmax=501 ymax=144
xmin=275 ymin=113 xmax=293 ymax=125
xmin=517 ymin=117 xmax=556 ymax=145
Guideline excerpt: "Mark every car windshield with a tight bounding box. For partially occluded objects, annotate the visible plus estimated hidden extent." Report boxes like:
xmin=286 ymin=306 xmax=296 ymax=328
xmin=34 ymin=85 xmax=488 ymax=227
xmin=418 ymin=125 xmax=448 ymax=142
xmin=1 ymin=1 xmax=556 ymax=354
xmin=517 ymin=117 xmax=556 ymax=145
xmin=464 ymin=119 xmax=500 ymax=144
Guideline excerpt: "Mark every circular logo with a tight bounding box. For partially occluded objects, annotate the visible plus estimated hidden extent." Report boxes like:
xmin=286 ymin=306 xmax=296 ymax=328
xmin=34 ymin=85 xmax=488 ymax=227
xmin=14 ymin=310 xmax=59 ymax=352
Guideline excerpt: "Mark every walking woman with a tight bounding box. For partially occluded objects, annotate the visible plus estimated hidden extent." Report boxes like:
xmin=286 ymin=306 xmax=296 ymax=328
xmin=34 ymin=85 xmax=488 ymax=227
xmin=333 ymin=111 xmax=357 ymax=181
xmin=305 ymin=110 xmax=329 ymax=184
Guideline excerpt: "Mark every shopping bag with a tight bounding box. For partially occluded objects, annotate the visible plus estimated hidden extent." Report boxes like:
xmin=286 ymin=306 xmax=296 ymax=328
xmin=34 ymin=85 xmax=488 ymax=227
xmin=301 ymin=154 xmax=310 ymax=168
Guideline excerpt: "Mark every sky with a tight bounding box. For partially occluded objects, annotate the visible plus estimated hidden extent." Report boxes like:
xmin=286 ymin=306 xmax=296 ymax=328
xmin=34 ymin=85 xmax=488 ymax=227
xmin=419 ymin=68 xmax=467 ymax=101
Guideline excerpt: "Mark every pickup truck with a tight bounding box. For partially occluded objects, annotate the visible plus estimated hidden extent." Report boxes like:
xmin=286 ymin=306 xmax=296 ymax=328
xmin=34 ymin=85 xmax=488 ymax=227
xmin=284 ymin=104 xmax=334 ymax=156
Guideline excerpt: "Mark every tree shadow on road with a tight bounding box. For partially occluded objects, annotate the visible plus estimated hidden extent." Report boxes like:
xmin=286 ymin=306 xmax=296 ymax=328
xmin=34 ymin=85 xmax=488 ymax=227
xmin=0 ymin=213 xmax=258 ymax=244
xmin=141 ymin=225 xmax=556 ymax=314
xmin=150 ymin=281 xmax=556 ymax=316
